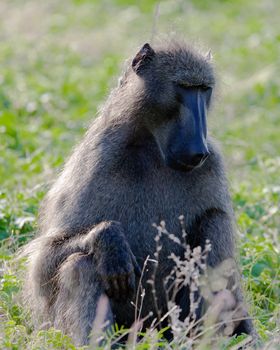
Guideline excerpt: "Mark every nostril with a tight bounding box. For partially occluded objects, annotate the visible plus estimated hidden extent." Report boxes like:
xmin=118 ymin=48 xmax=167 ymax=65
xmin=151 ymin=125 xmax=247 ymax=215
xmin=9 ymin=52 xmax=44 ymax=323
xmin=202 ymin=151 xmax=210 ymax=161
xmin=190 ymin=152 xmax=209 ymax=166
xmin=167 ymin=147 xmax=210 ymax=171
xmin=190 ymin=154 xmax=205 ymax=166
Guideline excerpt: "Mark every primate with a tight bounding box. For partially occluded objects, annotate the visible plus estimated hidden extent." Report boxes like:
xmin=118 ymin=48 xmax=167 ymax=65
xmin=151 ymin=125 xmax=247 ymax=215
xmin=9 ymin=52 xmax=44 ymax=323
xmin=24 ymin=40 xmax=255 ymax=345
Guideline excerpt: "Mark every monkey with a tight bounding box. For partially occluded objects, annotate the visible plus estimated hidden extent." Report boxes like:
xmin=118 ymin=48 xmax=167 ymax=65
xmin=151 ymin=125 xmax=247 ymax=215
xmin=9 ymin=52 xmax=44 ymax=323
xmin=23 ymin=40 xmax=255 ymax=346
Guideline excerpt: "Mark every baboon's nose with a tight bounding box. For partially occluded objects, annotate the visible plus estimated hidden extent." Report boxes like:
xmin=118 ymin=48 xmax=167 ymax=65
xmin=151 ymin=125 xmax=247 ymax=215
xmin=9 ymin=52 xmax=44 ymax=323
xmin=166 ymin=147 xmax=209 ymax=171
xmin=189 ymin=151 xmax=209 ymax=167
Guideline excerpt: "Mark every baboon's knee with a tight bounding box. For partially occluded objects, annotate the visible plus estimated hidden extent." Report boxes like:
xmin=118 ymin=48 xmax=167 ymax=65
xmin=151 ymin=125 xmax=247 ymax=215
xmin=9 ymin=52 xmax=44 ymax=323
xmin=54 ymin=253 xmax=96 ymax=324
xmin=54 ymin=252 xmax=113 ymax=345
xmin=57 ymin=252 xmax=94 ymax=292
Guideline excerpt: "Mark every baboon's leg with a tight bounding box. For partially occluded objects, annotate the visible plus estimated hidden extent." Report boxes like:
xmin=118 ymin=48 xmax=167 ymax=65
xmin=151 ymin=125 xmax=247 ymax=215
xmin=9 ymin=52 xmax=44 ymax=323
xmin=29 ymin=234 xmax=84 ymax=304
xmin=197 ymin=208 xmax=255 ymax=336
xmin=29 ymin=221 xmax=140 ymax=344
xmin=53 ymin=252 xmax=114 ymax=346
xmin=31 ymin=221 xmax=140 ymax=308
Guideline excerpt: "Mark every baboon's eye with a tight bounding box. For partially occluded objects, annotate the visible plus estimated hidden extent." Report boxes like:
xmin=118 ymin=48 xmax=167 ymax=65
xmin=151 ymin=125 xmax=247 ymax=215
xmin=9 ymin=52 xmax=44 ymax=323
xmin=176 ymin=83 xmax=189 ymax=90
xmin=175 ymin=83 xmax=213 ymax=108
xmin=176 ymin=83 xmax=212 ymax=92
xmin=200 ymin=85 xmax=212 ymax=91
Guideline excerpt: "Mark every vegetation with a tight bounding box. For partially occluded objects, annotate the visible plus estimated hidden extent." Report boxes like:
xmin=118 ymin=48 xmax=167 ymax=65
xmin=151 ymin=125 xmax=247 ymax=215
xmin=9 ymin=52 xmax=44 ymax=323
xmin=0 ymin=0 xmax=279 ymax=348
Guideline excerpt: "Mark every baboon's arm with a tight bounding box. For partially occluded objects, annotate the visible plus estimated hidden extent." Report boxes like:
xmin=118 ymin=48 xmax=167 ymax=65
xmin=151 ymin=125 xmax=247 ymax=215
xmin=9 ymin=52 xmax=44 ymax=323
xmin=196 ymin=208 xmax=235 ymax=267
xmin=196 ymin=208 xmax=255 ymax=336
xmin=33 ymin=221 xmax=140 ymax=301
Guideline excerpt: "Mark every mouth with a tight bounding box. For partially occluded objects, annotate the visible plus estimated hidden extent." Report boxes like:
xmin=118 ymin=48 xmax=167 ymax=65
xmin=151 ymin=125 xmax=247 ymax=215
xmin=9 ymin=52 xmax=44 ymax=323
xmin=165 ymin=151 xmax=209 ymax=172
xmin=166 ymin=158 xmax=196 ymax=172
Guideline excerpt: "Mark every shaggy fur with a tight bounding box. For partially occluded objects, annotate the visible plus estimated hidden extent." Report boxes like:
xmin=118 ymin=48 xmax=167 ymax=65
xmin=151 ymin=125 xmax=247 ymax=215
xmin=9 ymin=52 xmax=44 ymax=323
xmin=23 ymin=40 xmax=254 ymax=345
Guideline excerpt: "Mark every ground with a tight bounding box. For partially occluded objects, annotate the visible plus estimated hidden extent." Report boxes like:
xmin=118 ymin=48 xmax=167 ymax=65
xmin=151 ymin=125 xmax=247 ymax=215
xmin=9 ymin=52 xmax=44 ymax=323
xmin=0 ymin=0 xmax=279 ymax=349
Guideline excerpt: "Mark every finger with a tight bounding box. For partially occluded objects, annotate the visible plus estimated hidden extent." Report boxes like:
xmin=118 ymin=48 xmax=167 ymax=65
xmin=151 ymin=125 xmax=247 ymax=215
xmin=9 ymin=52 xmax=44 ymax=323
xmin=118 ymin=274 xmax=129 ymax=300
xmin=113 ymin=277 xmax=121 ymax=300
xmin=102 ymin=277 xmax=113 ymax=298
xmin=232 ymin=305 xmax=247 ymax=330
xmin=127 ymin=272 xmax=136 ymax=295
xmin=214 ymin=289 xmax=236 ymax=312
xmin=130 ymin=253 xmax=141 ymax=277
xmin=218 ymin=305 xmax=247 ymax=336
xmin=217 ymin=310 xmax=234 ymax=336
xmin=108 ymin=276 xmax=120 ymax=301
xmin=223 ymin=320 xmax=235 ymax=336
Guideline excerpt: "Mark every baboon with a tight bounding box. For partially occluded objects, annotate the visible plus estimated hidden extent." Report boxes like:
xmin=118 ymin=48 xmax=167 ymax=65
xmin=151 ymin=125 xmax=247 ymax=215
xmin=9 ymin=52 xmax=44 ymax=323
xmin=24 ymin=40 xmax=255 ymax=345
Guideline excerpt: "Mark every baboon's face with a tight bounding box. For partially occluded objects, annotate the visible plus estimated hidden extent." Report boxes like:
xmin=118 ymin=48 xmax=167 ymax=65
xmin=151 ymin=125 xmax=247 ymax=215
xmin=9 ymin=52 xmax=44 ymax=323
xmin=152 ymin=84 xmax=211 ymax=172
xmin=132 ymin=43 xmax=214 ymax=172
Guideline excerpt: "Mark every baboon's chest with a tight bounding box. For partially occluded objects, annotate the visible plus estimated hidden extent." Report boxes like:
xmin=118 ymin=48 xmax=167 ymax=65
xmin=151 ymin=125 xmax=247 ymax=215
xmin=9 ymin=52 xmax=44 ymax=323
xmin=103 ymin=171 xmax=202 ymax=262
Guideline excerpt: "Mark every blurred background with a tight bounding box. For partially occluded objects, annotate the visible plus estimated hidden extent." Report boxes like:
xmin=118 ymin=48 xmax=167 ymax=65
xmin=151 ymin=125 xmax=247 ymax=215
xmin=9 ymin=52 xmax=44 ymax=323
xmin=0 ymin=0 xmax=279 ymax=347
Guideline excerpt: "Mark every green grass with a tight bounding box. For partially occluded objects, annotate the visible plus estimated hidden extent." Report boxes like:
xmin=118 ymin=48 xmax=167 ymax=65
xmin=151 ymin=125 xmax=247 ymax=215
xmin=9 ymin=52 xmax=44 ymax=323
xmin=0 ymin=0 xmax=279 ymax=348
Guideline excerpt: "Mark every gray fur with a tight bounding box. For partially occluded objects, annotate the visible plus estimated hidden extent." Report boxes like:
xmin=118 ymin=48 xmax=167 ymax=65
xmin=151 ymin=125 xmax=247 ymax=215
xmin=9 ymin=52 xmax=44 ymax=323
xmin=23 ymin=40 xmax=254 ymax=345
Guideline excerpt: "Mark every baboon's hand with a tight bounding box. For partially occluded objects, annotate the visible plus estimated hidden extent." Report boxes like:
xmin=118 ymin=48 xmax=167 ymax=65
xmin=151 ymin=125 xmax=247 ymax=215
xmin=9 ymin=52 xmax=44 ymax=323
xmin=91 ymin=221 xmax=141 ymax=301
xmin=210 ymin=290 xmax=248 ymax=336
xmin=97 ymin=244 xmax=141 ymax=301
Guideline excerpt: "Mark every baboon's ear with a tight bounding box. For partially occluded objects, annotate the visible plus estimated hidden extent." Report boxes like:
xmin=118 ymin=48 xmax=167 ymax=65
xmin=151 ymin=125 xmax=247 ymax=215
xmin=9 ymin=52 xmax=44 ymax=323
xmin=132 ymin=43 xmax=155 ymax=74
xmin=205 ymin=49 xmax=213 ymax=61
